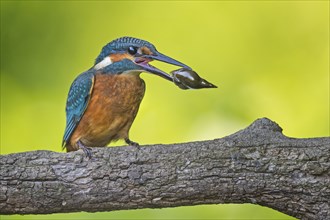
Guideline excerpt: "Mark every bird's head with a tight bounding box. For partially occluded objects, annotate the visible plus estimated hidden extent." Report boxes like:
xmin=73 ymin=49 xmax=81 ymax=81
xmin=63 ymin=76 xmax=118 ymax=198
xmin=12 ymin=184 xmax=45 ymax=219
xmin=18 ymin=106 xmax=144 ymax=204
xmin=93 ymin=36 xmax=191 ymax=81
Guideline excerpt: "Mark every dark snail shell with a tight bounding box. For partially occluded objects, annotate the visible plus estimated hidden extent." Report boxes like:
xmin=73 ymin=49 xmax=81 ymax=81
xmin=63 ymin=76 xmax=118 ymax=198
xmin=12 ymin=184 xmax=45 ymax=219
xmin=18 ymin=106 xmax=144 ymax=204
xmin=170 ymin=68 xmax=217 ymax=90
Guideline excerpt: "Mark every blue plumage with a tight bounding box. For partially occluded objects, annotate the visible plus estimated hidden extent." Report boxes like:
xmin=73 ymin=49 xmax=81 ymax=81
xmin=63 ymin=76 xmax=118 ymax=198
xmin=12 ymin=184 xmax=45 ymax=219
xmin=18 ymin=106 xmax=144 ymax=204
xmin=95 ymin=36 xmax=157 ymax=64
xmin=62 ymin=69 xmax=95 ymax=147
xmin=102 ymin=59 xmax=144 ymax=74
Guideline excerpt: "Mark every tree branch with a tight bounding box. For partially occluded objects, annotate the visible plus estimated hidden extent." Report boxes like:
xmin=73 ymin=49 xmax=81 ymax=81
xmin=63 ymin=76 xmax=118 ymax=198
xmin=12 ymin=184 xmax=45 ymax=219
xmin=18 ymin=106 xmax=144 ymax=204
xmin=0 ymin=118 xmax=329 ymax=219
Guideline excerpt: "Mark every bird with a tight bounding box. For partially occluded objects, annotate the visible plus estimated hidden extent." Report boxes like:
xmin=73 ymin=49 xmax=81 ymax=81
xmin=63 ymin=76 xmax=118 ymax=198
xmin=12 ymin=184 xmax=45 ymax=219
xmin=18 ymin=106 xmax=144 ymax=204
xmin=62 ymin=36 xmax=191 ymax=158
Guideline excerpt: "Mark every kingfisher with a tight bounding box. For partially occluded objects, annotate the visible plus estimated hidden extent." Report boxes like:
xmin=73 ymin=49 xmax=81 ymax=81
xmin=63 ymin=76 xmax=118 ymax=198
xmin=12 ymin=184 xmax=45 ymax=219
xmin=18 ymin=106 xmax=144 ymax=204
xmin=62 ymin=36 xmax=192 ymax=158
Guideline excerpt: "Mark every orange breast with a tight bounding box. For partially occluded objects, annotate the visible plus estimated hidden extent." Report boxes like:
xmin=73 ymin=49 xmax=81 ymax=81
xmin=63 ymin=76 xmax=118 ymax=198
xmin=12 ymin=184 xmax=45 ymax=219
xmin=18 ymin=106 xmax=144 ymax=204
xmin=68 ymin=73 xmax=145 ymax=150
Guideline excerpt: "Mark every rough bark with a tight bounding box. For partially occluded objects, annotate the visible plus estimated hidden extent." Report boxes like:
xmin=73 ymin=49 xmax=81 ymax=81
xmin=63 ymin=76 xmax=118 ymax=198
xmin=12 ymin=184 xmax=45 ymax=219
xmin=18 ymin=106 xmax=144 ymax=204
xmin=0 ymin=118 xmax=329 ymax=219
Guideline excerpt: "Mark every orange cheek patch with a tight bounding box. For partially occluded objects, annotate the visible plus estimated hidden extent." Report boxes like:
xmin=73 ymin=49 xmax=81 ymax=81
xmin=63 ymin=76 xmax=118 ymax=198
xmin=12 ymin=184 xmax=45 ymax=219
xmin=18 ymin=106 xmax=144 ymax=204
xmin=110 ymin=53 xmax=133 ymax=62
xmin=141 ymin=46 xmax=153 ymax=55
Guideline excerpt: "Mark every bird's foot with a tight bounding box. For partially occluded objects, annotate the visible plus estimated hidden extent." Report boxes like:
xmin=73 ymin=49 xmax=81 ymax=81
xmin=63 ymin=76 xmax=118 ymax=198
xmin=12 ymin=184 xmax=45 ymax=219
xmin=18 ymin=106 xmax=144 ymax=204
xmin=77 ymin=141 xmax=92 ymax=159
xmin=125 ymin=138 xmax=140 ymax=148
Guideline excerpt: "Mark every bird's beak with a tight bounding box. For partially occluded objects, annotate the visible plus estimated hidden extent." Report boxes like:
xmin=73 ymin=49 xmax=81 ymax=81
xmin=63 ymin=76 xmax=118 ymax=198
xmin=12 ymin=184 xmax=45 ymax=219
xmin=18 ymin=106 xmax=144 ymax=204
xmin=135 ymin=52 xmax=191 ymax=82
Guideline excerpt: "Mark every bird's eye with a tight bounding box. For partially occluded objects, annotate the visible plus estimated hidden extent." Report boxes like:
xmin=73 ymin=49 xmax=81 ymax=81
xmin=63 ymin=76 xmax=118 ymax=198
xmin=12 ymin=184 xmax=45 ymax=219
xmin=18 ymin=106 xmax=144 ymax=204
xmin=128 ymin=46 xmax=138 ymax=55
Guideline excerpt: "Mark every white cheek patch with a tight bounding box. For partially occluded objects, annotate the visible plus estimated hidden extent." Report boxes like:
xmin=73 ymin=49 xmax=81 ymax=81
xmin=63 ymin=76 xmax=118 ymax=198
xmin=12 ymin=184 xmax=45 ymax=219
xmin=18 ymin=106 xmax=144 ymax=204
xmin=94 ymin=56 xmax=112 ymax=70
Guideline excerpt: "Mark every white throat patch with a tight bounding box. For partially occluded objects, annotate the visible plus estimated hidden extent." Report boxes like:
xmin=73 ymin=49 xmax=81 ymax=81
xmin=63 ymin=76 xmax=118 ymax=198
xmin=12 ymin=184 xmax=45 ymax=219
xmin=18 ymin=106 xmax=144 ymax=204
xmin=94 ymin=56 xmax=112 ymax=70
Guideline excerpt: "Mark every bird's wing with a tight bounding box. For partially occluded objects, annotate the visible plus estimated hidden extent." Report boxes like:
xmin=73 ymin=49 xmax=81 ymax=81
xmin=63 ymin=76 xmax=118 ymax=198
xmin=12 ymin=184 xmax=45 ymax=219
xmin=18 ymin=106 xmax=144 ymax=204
xmin=62 ymin=70 xmax=95 ymax=148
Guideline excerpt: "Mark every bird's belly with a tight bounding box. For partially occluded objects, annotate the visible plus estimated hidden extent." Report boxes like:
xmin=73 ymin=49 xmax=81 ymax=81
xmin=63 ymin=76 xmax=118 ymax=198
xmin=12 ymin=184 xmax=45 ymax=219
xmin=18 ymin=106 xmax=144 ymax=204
xmin=71 ymin=73 xmax=145 ymax=147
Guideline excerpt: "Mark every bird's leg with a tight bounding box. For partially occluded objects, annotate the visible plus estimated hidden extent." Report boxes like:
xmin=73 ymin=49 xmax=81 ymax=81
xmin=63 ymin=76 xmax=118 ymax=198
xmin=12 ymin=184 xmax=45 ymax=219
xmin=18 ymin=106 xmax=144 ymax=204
xmin=77 ymin=140 xmax=92 ymax=159
xmin=125 ymin=138 xmax=140 ymax=148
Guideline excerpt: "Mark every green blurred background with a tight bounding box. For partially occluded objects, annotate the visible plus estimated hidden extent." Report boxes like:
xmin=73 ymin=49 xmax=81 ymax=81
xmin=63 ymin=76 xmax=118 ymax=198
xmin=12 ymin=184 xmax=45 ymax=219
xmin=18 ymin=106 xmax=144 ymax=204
xmin=1 ymin=1 xmax=328 ymax=219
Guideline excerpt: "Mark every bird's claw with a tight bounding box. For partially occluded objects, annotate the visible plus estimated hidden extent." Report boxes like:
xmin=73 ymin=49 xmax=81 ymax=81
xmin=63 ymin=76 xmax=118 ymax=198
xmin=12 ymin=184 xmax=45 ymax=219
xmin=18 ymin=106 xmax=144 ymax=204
xmin=125 ymin=138 xmax=140 ymax=148
xmin=77 ymin=141 xmax=92 ymax=159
